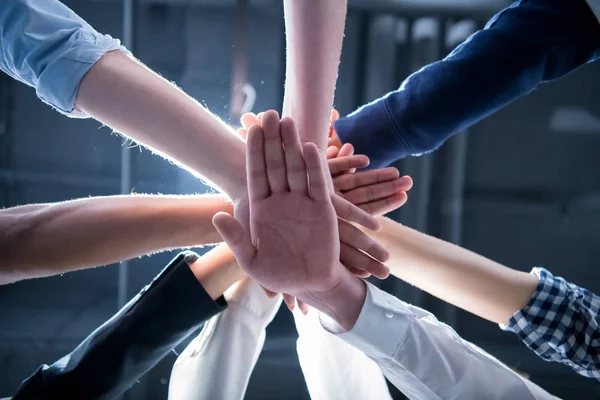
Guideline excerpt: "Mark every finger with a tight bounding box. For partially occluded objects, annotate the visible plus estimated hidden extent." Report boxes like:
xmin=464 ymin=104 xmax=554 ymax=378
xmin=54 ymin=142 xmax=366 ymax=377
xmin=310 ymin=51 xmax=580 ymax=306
xmin=241 ymin=112 xmax=259 ymax=129
xmin=334 ymin=167 xmax=400 ymax=192
xmin=346 ymin=266 xmax=371 ymax=279
xmin=283 ymin=294 xmax=295 ymax=311
xmin=246 ymin=125 xmax=270 ymax=201
xmin=338 ymin=219 xmax=390 ymax=262
xmin=297 ymin=299 xmax=309 ymax=315
xmin=328 ymin=155 xmax=369 ymax=176
xmin=257 ymin=112 xmax=265 ymax=125
xmin=262 ymin=110 xmax=288 ymax=193
xmin=328 ymin=136 xmax=342 ymax=149
xmin=331 ymin=108 xmax=340 ymax=122
xmin=359 ymin=192 xmax=408 ymax=216
xmin=328 ymin=109 xmax=341 ymax=140
xmin=338 ymin=143 xmax=354 ymax=158
xmin=280 ymin=118 xmax=308 ymax=193
xmin=262 ymin=287 xmax=278 ymax=298
xmin=235 ymin=127 xmax=248 ymax=141
xmin=326 ymin=146 xmax=339 ymax=160
xmin=340 ymin=242 xmax=390 ymax=280
xmin=344 ymin=176 xmax=414 ymax=206
xmin=213 ymin=212 xmax=256 ymax=267
xmin=337 ymin=143 xmax=357 ymax=174
xmin=303 ymin=143 xmax=330 ymax=202
xmin=332 ymin=194 xmax=381 ymax=231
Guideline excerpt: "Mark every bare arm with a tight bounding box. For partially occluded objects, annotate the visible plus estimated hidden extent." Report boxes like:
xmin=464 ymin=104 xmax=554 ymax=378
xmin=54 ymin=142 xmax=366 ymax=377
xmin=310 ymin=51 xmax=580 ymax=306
xmin=282 ymin=0 xmax=347 ymax=152
xmin=189 ymin=243 xmax=245 ymax=301
xmin=74 ymin=51 xmax=247 ymax=200
xmin=373 ymin=217 xmax=539 ymax=325
xmin=0 ymin=194 xmax=233 ymax=285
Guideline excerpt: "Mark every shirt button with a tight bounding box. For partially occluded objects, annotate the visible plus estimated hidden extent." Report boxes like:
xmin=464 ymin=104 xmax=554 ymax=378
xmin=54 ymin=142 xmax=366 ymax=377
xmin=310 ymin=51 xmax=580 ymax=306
xmin=385 ymin=311 xmax=394 ymax=319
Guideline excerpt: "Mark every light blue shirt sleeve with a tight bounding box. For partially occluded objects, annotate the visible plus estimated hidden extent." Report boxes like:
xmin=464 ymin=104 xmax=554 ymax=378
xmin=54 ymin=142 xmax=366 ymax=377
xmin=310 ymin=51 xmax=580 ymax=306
xmin=0 ymin=0 xmax=129 ymax=118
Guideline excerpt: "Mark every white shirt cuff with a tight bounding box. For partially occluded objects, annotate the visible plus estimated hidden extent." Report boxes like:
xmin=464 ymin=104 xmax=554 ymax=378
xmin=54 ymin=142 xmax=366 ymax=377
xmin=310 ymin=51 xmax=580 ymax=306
xmin=223 ymin=280 xmax=282 ymax=327
xmin=320 ymin=281 xmax=412 ymax=358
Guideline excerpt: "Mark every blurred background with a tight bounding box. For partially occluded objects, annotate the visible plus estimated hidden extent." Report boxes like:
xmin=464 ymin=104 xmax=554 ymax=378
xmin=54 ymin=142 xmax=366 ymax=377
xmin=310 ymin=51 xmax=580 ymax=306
xmin=1 ymin=0 xmax=599 ymax=398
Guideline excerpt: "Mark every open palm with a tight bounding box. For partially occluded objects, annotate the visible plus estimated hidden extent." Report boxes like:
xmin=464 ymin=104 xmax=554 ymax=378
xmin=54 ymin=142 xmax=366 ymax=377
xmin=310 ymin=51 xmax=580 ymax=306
xmin=249 ymin=192 xmax=339 ymax=293
xmin=214 ymin=115 xmax=344 ymax=297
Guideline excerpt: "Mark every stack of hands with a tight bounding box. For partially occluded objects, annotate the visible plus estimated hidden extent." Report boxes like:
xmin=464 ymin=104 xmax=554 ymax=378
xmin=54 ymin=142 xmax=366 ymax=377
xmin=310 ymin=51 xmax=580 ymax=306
xmin=215 ymin=110 xmax=413 ymax=330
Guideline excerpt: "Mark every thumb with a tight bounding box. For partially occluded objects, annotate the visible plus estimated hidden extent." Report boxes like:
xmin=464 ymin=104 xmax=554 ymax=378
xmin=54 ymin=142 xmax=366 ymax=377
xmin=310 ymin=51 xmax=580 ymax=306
xmin=213 ymin=212 xmax=255 ymax=267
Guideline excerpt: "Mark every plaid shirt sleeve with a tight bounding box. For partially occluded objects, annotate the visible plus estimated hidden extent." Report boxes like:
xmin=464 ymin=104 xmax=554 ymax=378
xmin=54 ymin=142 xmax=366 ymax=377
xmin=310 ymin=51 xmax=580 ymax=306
xmin=501 ymin=268 xmax=600 ymax=380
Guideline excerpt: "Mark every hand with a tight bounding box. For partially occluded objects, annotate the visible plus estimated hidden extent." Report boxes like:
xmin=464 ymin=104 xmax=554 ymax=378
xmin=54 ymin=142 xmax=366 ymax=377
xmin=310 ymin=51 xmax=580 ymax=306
xmin=213 ymin=118 xmax=346 ymax=297
xmin=236 ymin=111 xmax=391 ymax=313
xmin=327 ymin=144 xmax=413 ymax=216
xmin=237 ymin=112 xmax=390 ymax=279
xmin=243 ymin=111 xmax=413 ymax=217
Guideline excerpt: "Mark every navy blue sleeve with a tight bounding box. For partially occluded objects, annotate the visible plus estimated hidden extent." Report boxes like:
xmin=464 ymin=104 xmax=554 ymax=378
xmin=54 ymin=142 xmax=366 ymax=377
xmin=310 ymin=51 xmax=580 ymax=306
xmin=335 ymin=0 xmax=600 ymax=169
xmin=12 ymin=252 xmax=226 ymax=400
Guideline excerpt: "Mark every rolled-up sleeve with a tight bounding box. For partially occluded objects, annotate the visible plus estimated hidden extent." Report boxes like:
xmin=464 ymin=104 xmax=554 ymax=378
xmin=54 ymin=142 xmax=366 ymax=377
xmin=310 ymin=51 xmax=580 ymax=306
xmin=321 ymin=282 xmax=557 ymax=400
xmin=502 ymin=268 xmax=600 ymax=380
xmin=0 ymin=0 xmax=129 ymax=117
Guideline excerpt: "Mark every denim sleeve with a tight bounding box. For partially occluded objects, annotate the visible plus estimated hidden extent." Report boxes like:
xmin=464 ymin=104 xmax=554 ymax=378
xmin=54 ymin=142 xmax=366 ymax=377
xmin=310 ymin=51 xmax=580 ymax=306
xmin=0 ymin=0 xmax=128 ymax=118
xmin=335 ymin=0 xmax=600 ymax=169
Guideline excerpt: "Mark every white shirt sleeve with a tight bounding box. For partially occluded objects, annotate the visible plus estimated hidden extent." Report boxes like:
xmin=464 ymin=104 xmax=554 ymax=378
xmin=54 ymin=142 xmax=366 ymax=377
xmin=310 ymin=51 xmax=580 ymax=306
xmin=168 ymin=280 xmax=282 ymax=400
xmin=321 ymin=282 xmax=560 ymax=400
xmin=293 ymin=306 xmax=393 ymax=400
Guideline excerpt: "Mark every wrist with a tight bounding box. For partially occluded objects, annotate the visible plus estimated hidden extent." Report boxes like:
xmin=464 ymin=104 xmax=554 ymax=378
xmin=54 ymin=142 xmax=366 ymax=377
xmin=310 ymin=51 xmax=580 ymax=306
xmin=300 ymin=269 xmax=366 ymax=331
xmin=190 ymin=244 xmax=245 ymax=300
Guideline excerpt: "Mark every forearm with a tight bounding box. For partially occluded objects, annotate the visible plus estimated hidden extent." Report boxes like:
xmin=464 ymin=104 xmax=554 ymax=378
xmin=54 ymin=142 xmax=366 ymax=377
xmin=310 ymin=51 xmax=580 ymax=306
xmin=13 ymin=251 xmax=228 ymax=400
xmin=374 ymin=217 xmax=538 ymax=325
xmin=282 ymin=0 xmax=347 ymax=152
xmin=0 ymin=0 xmax=124 ymax=116
xmin=170 ymin=278 xmax=280 ymax=400
xmin=189 ymin=243 xmax=245 ymax=300
xmin=0 ymin=194 xmax=233 ymax=284
xmin=294 ymin=307 xmax=393 ymax=400
xmin=335 ymin=0 xmax=600 ymax=168
xmin=2 ymin=2 xmax=246 ymax=197
xmin=301 ymin=269 xmax=366 ymax=331
xmin=75 ymin=51 xmax=247 ymax=199
xmin=348 ymin=285 xmax=556 ymax=400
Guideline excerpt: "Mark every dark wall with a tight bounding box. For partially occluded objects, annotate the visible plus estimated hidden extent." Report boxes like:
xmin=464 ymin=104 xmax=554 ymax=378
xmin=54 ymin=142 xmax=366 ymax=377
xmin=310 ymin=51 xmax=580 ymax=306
xmin=1 ymin=1 xmax=599 ymax=399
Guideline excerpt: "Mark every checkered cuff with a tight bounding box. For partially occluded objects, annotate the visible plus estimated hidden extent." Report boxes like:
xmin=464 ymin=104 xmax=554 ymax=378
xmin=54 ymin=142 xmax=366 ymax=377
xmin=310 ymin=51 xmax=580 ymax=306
xmin=502 ymin=268 xmax=600 ymax=380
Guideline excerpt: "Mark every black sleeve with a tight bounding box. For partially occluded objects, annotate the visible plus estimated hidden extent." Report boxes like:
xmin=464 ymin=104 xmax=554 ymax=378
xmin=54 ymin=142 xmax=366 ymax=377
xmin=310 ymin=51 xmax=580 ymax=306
xmin=13 ymin=251 xmax=227 ymax=400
